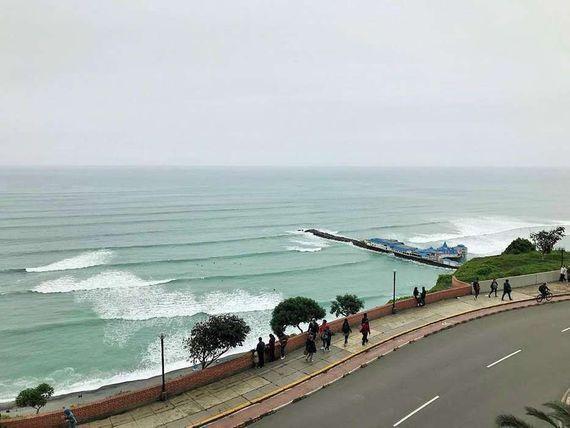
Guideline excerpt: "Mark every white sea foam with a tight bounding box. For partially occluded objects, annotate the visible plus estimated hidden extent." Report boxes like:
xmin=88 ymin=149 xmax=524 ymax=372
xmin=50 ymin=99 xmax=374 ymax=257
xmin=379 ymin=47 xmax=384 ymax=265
xmin=77 ymin=287 xmax=283 ymax=321
xmin=408 ymin=217 xmax=569 ymax=255
xmin=286 ymin=246 xmax=323 ymax=252
xmin=26 ymin=250 xmax=114 ymax=273
xmin=285 ymin=229 xmax=330 ymax=252
xmin=33 ymin=271 xmax=172 ymax=294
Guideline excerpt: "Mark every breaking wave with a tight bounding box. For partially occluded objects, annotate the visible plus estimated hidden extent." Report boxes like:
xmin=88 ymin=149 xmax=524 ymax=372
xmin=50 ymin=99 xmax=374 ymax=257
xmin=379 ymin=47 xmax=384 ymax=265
xmin=33 ymin=271 xmax=173 ymax=294
xmin=408 ymin=217 xmax=568 ymax=255
xmin=26 ymin=250 xmax=114 ymax=273
xmin=77 ymin=288 xmax=283 ymax=321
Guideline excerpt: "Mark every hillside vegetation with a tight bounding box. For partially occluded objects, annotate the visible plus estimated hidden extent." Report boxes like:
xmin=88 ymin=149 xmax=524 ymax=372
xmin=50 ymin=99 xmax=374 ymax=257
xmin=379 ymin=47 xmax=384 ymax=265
xmin=450 ymin=249 xmax=564 ymax=283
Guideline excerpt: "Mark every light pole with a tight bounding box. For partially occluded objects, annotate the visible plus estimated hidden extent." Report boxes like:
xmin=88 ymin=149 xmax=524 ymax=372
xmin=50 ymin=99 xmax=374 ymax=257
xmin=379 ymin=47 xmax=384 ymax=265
xmin=160 ymin=334 xmax=167 ymax=401
xmin=562 ymin=248 xmax=565 ymax=267
xmin=392 ymin=270 xmax=397 ymax=314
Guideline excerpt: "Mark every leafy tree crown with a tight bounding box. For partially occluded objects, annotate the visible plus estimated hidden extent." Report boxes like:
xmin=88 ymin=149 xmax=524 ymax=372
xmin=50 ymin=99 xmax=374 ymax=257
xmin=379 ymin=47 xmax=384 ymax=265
xmin=184 ymin=314 xmax=250 ymax=369
xmin=530 ymin=227 xmax=565 ymax=255
xmin=502 ymin=238 xmax=536 ymax=255
xmin=15 ymin=383 xmax=54 ymax=414
xmin=270 ymin=296 xmax=325 ymax=335
xmin=330 ymin=294 xmax=364 ymax=317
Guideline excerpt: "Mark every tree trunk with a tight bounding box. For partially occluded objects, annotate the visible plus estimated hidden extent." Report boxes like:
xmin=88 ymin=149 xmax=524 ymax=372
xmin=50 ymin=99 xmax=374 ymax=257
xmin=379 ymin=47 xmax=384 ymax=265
xmin=296 ymin=324 xmax=303 ymax=333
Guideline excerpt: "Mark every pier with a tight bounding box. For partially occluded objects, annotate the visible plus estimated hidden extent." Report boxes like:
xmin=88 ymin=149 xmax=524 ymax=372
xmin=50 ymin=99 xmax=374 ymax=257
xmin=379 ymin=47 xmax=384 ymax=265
xmin=303 ymin=229 xmax=459 ymax=269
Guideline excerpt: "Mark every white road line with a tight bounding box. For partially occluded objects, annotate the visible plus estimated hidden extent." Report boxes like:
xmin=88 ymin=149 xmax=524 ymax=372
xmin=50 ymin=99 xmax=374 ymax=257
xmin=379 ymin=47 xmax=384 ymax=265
xmin=561 ymin=327 xmax=570 ymax=333
xmin=393 ymin=396 xmax=440 ymax=427
xmin=486 ymin=349 xmax=522 ymax=368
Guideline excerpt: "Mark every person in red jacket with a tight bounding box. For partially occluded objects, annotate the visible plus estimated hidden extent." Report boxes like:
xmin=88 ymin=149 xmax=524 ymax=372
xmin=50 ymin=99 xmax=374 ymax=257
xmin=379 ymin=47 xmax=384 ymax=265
xmin=360 ymin=313 xmax=370 ymax=346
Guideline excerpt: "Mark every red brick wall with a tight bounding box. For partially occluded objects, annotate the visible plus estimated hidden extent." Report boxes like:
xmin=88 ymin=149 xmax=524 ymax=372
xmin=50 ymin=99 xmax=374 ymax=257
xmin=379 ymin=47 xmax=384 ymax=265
xmin=2 ymin=279 xmax=471 ymax=427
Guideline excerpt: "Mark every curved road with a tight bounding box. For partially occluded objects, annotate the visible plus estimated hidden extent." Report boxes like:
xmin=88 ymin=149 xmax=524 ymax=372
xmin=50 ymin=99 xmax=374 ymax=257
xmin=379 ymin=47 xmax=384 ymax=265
xmin=254 ymin=301 xmax=570 ymax=428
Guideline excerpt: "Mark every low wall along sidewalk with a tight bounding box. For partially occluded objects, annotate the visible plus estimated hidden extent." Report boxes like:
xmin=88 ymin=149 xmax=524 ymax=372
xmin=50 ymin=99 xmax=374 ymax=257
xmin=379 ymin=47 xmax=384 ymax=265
xmin=462 ymin=270 xmax=560 ymax=290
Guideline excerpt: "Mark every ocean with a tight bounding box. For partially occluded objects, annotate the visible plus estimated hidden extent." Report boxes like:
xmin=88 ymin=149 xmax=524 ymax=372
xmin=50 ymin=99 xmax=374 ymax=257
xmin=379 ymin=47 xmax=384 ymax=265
xmin=1 ymin=167 xmax=569 ymax=401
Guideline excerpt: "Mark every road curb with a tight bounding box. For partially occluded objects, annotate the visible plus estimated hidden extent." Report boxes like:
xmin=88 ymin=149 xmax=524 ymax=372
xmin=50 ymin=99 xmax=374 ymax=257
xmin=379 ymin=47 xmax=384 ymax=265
xmin=195 ymin=294 xmax=570 ymax=427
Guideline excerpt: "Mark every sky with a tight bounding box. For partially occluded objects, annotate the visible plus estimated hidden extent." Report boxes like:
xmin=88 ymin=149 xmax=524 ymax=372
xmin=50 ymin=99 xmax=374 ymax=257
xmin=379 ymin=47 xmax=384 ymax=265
xmin=1 ymin=0 xmax=569 ymax=167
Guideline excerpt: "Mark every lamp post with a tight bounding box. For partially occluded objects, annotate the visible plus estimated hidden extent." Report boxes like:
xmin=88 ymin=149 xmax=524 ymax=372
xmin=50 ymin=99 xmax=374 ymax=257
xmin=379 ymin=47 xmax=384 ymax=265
xmin=392 ymin=270 xmax=397 ymax=314
xmin=562 ymin=248 xmax=565 ymax=267
xmin=160 ymin=334 xmax=167 ymax=401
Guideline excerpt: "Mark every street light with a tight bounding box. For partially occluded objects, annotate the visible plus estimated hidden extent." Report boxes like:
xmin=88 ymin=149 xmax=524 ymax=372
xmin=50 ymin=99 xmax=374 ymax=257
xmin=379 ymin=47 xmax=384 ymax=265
xmin=392 ymin=270 xmax=397 ymax=314
xmin=160 ymin=334 xmax=167 ymax=401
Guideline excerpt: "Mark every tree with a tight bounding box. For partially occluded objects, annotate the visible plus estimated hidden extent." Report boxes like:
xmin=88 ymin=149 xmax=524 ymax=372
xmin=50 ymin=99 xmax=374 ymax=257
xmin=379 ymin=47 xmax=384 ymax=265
xmin=330 ymin=294 xmax=364 ymax=317
xmin=496 ymin=400 xmax=570 ymax=427
xmin=503 ymin=238 xmax=536 ymax=255
xmin=270 ymin=297 xmax=325 ymax=335
xmin=15 ymin=383 xmax=54 ymax=414
xmin=184 ymin=314 xmax=250 ymax=369
xmin=530 ymin=227 xmax=565 ymax=255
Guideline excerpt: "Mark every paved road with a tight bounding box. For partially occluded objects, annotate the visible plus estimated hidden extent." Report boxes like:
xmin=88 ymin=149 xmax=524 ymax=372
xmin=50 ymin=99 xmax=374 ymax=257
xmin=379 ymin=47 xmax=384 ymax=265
xmin=254 ymin=301 xmax=570 ymax=428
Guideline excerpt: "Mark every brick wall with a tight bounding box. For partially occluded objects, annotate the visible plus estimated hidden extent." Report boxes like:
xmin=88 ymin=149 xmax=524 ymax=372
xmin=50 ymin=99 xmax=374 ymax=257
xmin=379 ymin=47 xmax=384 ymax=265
xmin=1 ymin=279 xmax=471 ymax=428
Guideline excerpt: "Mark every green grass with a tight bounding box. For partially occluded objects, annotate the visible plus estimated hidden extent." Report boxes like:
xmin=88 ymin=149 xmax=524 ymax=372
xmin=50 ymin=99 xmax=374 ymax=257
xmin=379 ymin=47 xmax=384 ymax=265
xmin=445 ymin=250 xmax=564 ymax=283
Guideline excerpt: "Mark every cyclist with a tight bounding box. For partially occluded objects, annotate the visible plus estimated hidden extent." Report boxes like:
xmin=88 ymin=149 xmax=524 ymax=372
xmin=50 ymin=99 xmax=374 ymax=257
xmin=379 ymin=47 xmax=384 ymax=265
xmin=538 ymin=282 xmax=551 ymax=299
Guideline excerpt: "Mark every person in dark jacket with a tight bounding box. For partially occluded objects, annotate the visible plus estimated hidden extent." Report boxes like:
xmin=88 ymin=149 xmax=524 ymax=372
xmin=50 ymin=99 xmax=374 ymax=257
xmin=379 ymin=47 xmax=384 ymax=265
xmin=63 ymin=408 xmax=77 ymax=428
xmin=419 ymin=287 xmax=427 ymax=306
xmin=360 ymin=315 xmax=370 ymax=346
xmin=308 ymin=318 xmax=319 ymax=339
xmin=319 ymin=320 xmax=329 ymax=350
xmin=278 ymin=332 xmax=288 ymax=360
xmin=488 ymin=278 xmax=498 ymax=298
xmin=305 ymin=334 xmax=317 ymax=362
xmin=268 ymin=334 xmax=276 ymax=362
xmin=341 ymin=318 xmax=352 ymax=346
xmin=256 ymin=337 xmax=266 ymax=368
xmin=502 ymin=279 xmax=512 ymax=301
xmin=323 ymin=325 xmax=333 ymax=351
xmin=472 ymin=279 xmax=480 ymax=300
xmin=413 ymin=287 xmax=420 ymax=306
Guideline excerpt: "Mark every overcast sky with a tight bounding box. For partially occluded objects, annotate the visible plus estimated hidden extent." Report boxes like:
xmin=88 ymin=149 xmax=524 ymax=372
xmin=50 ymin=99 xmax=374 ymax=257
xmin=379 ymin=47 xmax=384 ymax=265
xmin=1 ymin=1 xmax=569 ymax=166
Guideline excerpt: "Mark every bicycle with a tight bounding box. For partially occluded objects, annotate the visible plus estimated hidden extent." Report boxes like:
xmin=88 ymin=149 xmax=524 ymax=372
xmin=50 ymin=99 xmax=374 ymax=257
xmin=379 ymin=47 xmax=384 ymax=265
xmin=536 ymin=291 xmax=553 ymax=303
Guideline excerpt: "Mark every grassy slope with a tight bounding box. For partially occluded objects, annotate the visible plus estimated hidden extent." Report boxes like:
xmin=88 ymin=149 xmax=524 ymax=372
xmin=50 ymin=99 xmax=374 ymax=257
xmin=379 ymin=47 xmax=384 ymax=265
xmin=453 ymin=250 xmax=564 ymax=282
xmin=389 ymin=250 xmax=564 ymax=303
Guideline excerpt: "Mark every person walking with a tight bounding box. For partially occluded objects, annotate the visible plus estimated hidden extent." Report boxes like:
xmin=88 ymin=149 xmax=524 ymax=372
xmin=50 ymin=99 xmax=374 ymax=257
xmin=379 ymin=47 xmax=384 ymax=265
xmin=308 ymin=318 xmax=319 ymax=339
xmin=413 ymin=287 xmax=420 ymax=306
xmin=319 ymin=319 xmax=328 ymax=350
xmin=341 ymin=318 xmax=352 ymax=346
xmin=560 ymin=266 xmax=567 ymax=282
xmin=488 ymin=278 xmax=498 ymax=298
xmin=268 ymin=334 xmax=276 ymax=362
xmin=360 ymin=314 xmax=370 ymax=346
xmin=323 ymin=325 xmax=333 ymax=351
xmin=278 ymin=332 xmax=288 ymax=360
xmin=472 ymin=279 xmax=480 ymax=300
xmin=256 ymin=337 xmax=266 ymax=368
xmin=305 ymin=334 xmax=316 ymax=363
xmin=63 ymin=408 xmax=77 ymax=428
xmin=501 ymin=279 xmax=512 ymax=301
xmin=419 ymin=287 xmax=427 ymax=306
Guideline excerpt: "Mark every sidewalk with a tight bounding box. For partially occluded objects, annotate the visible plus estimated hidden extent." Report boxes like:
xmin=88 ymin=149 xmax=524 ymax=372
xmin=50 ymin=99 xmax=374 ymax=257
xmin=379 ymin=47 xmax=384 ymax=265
xmin=83 ymin=282 xmax=569 ymax=428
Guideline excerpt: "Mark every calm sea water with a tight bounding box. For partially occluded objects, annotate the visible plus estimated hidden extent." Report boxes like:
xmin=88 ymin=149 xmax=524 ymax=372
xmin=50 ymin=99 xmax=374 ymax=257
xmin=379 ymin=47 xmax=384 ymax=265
xmin=1 ymin=167 xmax=569 ymax=401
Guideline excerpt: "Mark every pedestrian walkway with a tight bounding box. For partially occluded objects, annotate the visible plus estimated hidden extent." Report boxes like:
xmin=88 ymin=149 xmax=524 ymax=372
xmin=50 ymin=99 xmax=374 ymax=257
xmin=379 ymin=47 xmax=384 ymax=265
xmin=82 ymin=282 xmax=568 ymax=428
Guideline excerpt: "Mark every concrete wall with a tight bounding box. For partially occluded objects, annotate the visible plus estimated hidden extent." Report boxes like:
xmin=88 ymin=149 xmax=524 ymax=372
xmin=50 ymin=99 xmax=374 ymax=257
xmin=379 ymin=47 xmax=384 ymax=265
xmin=473 ymin=270 xmax=560 ymax=291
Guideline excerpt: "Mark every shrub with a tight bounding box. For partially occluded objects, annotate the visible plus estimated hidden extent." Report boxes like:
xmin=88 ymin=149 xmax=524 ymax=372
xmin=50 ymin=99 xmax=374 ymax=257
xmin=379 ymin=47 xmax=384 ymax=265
xmin=503 ymin=238 xmax=536 ymax=255
xmin=530 ymin=227 xmax=565 ymax=255
xmin=270 ymin=297 xmax=325 ymax=335
xmin=184 ymin=314 xmax=251 ymax=369
xmin=15 ymin=383 xmax=54 ymax=414
xmin=330 ymin=294 xmax=364 ymax=317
